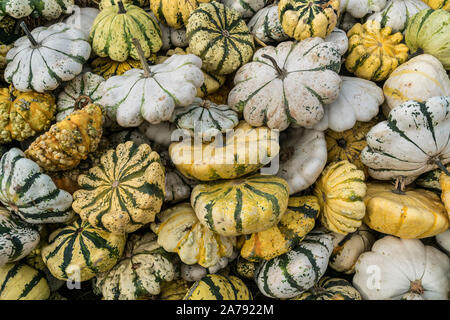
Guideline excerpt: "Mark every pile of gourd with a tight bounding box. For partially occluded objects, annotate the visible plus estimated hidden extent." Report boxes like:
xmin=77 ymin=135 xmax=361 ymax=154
xmin=0 ymin=0 xmax=449 ymax=301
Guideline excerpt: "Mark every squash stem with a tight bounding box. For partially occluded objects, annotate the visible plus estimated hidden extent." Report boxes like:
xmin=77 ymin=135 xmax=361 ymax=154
xmin=253 ymin=35 xmax=267 ymax=48
xmin=261 ymin=54 xmax=285 ymax=79
xmin=132 ymin=38 xmax=152 ymax=78
xmin=435 ymin=159 xmax=450 ymax=176
xmin=392 ymin=177 xmax=405 ymax=194
xmin=19 ymin=22 xmax=39 ymax=47
xmin=117 ymin=0 xmax=127 ymax=14
xmin=74 ymin=95 xmax=92 ymax=110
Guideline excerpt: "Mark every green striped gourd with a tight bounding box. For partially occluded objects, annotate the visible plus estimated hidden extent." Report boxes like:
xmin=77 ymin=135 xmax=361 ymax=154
xmin=292 ymin=277 xmax=362 ymax=300
xmin=416 ymin=166 xmax=449 ymax=191
xmin=0 ymin=206 xmax=40 ymax=266
xmin=254 ymin=230 xmax=334 ymax=299
xmin=248 ymin=3 xmax=289 ymax=44
xmin=183 ymin=274 xmax=252 ymax=300
xmin=94 ymin=233 xmax=179 ymax=300
xmin=99 ymin=0 xmax=148 ymax=9
xmin=0 ymin=148 xmax=74 ymax=225
xmin=41 ymin=219 xmax=127 ymax=282
xmin=0 ymin=0 xmax=74 ymax=20
xmin=0 ymin=262 xmax=50 ymax=300
xmin=186 ymin=1 xmax=255 ymax=75
xmin=222 ymin=0 xmax=269 ymax=18
xmin=361 ymin=96 xmax=450 ymax=183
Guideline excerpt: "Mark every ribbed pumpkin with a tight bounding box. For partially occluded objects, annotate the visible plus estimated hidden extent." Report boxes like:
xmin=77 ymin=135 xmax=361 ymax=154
xmin=90 ymin=57 xmax=142 ymax=80
xmin=94 ymin=233 xmax=179 ymax=300
xmin=292 ymin=277 xmax=362 ymax=300
xmin=150 ymin=0 xmax=211 ymax=29
xmin=183 ymin=274 xmax=251 ymax=300
xmin=41 ymin=218 xmax=126 ymax=282
xmin=25 ymin=103 xmax=103 ymax=172
xmin=0 ymin=86 xmax=55 ymax=144
xmin=364 ymin=182 xmax=449 ymax=238
xmin=278 ymin=0 xmax=340 ymax=41
xmin=169 ymin=121 xmax=279 ymax=181
xmin=150 ymin=203 xmax=236 ymax=268
xmin=89 ymin=2 xmax=162 ymax=62
xmin=0 ymin=205 xmax=40 ymax=266
xmin=325 ymin=120 xmax=378 ymax=178
xmin=186 ymin=1 xmax=255 ymax=75
xmin=248 ymin=3 xmax=288 ymax=44
xmin=345 ymin=20 xmax=409 ymax=81
xmin=0 ymin=262 xmax=50 ymax=300
xmin=240 ymin=196 xmax=319 ymax=261
xmin=314 ymin=161 xmax=367 ymax=235
xmin=404 ymin=8 xmax=450 ymax=70
xmin=440 ymin=172 xmax=450 ymax=215
xmin=72 ymin=141 xmax=165 ymax=234
xmin=191 ymin=175 xmax=290 ymax=236
xmin=0 ymin=0 xmax=74 ymax=20
xmin=421 ymin=0 xmax=450 ymax=9
xmin=159 ymin=279 xmax=190 ymax=300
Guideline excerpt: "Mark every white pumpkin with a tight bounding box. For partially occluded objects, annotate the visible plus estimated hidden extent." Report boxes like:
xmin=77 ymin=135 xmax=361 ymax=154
xmin=383 ymin=54 xmax=450 ymax=115
xmin=353 ymin=236 xmax=449 ymax=300
xmin=340 ymin=0 xmax=387 ymax=18
xmin=222 ymin=0 xmax=269 ymax=18
xmin=324 ymin=28 xmax=349 ymax=56
xmin=138 ymin=121 xmax=178 ymax=148
xmin=254 ymin=230 xmax=334 ymax=299
xmin=63 ymin=5 xmax=99 ymax=38
xmin=367 ymin=0 xmax=429 ymax=33
xmin=99 ymin=52 xmax=204 ymax=127
xmin=5 ymin=22 xmax=91 ymax=93
xmin=361 ymin=96 xmax=450 ymax=183
xmin=329 ymin=224 xmax=376 ymax=274
xmin=276 ymin=128 xmax=327 ymax=195
xmin=314 ymin=76 xmax=384 ymax=132
xmin=247 ymin=3 xmax=288 ymax=44
xmin=436 ymin=229 xmax=450 ymax=255
xmin=228 ymin=38 xmax=342 ymax=131
xmin=0 ymin=0 xmax=74 ymax=20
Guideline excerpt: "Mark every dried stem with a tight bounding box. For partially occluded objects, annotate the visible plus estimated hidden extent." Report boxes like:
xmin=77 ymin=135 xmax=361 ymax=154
xmin=132 ymin=38 xmax=152 ymax=78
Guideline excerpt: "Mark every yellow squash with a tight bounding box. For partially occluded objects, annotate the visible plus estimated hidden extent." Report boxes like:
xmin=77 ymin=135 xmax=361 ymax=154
xmin=421 ymin=0 xmax=450 ymax=10
xmin=151 ymin=0 xmax=211 ymax=29
xmin=240 ymin=195 xmax=319 ymax=261
xmin=159 ymin=279 xmax=191 ymax=300
xmin=440 ymin=173 xmax=450 ymax=215
xmin=183 ymin=274 xmax=252 ymax=300
xmin=364 ymin=182 xmax=449 ymax=239
xmin=90 ymin=57 xmax=142 ymax=80
xmin=345 ymin=20 xmax=409 ymax=81
xmin=0 ymin=263 xmax=50 ymax=300
xmin=314 ymin=161 xmax=367 ymax=235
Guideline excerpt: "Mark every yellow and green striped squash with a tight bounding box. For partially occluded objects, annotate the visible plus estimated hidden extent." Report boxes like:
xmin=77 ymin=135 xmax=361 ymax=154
xmin=191 ymin=174 xmax=289 ymax=236
xmin=91 ymin=56 xmax=146 ymax=80
xmin=72 ymin=141 xmax=165 ymax=235
xmin=186 ymin=1 xmax=255 ymax=75
xmin=99 ymin=0 xmax=148 ymax=10
xmin=240 ymin=195 xmax=319 ymax=261
xmin=292 ymin=277 xmax=362 ymax=300
xmin=183 ymin=274 xmax=252 ymax=300
xmin=41 ymin=218 xmax=126 ymax=282
xmin=169 ymin=121 xmax=279 ymax=181
xmin=314 ymin=161 xmax=367 ymax=235
xmin=345 ymin=20 xmax=409 ymax=81
xmin=89 ymin=3 xmax=162 ymax=62
xmin=278 ymin=0 xmax=340 ymax=41
xmin=421 ymin=0 xmax=450 ymax=10
xmin=0 ymin=262 xmax=50 ymax=300
xmin=150 ymin=203 xmax=236 ymax=268
xmin=150 ymin=0 xmax=211 ymax=29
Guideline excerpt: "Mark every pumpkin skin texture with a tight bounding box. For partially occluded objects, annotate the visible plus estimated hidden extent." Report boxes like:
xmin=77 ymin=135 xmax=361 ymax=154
xmin=325 ymin=120 xmax=378 ymax=177
xmin=435 ymin=229 xmax=450 ymax=255
xmin=0 ymin=148 xmax=73 ymax=225
xmin=72 ymin=141 xmax=165 ymax=235
xmin=405 ymin=9 xmax=450 ymax=69
xmin=314 ymin=161 xmax=367 ymax=235
xmin=183 ymin=274 xmax=251 ymax=300
xmin=353 ymin=236 xmax=450 ymax=300
xmin=191 ymin=175 xmax=290 ymax=236
xmin=439 ymin=172 xmax=450 ymax=215
xmin=169 ymin=121 xmax=280 ymax=181
xmin=0 ymin=206 xmax=40 ymax=266
xmin=99 ymin=0 xmax=149 ymax=9
xmin=345 ymin=20 xmax=409 ymax=81
xmin=383 ymin=54 xmax=450 ymax=114
xmin=5 ymin=23 xmax=91 ymax=93
xmin=292 ymin=277 xmax=362 ymax=300
xmin=364 ymin=183 xmax=449 ymax=238
xmin=233 ymin=256 xmax=257 ymax=280
xmin=0 ymin=86 xmax=56 ymax=144
xmin=186 ymin=2 xmax=255 ymax=75
xmin=248 ymin=3 xmax=289 ymax=44
xmin=278 ymin=0 xmax=340 ymax=41
xmin=277 ymin=128 xmax=327 ymax=195
xmin=0 ymin=262 xmax=50 ymax=300
xmin=0 ymin=0 xmax=74 ymax=20
xmin=89 ymin=4 xmax=162 ymax=62
xmin=361 ymin=96 xmax=450 ymax=183
xmin=150 ymin=203 xmax=236 ymax=268
xmin=228 ymin=38 xmax=342 ymax=131
xmin=240 ymin=196 xmax=319 ymax=262
xmin=63 ymin=5 xmax=100 ymax=38
xmin=255 ymin=230 xmax=334 ymax=299
xmin=94 ymin=233 xmax=179 ymax=300
xmin=99 ymin=54 xmax=204 ymax=127
xmin=339 ymin=0 xmax=387 ymax=18
xmin=41 ymin=218 xmax=126 ymax=282
xmin=90 ymin=57 xmax=141 ymax=80
xmin=329 ymin=224 xmax=376 ymax=274
xmin=421 ymin=0 xmax=450 ymax=10
xmin=150 ymin=0 xmax=211 ymax=29
xmin=25 ymin=103 xmax=103 ymax=172
xmin=416 ymin=165 xmax=449 ymax=191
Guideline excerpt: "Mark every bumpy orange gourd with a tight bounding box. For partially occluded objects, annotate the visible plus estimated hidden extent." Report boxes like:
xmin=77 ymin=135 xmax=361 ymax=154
xmin=25 ymin=104 xmax=103 ymax=171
